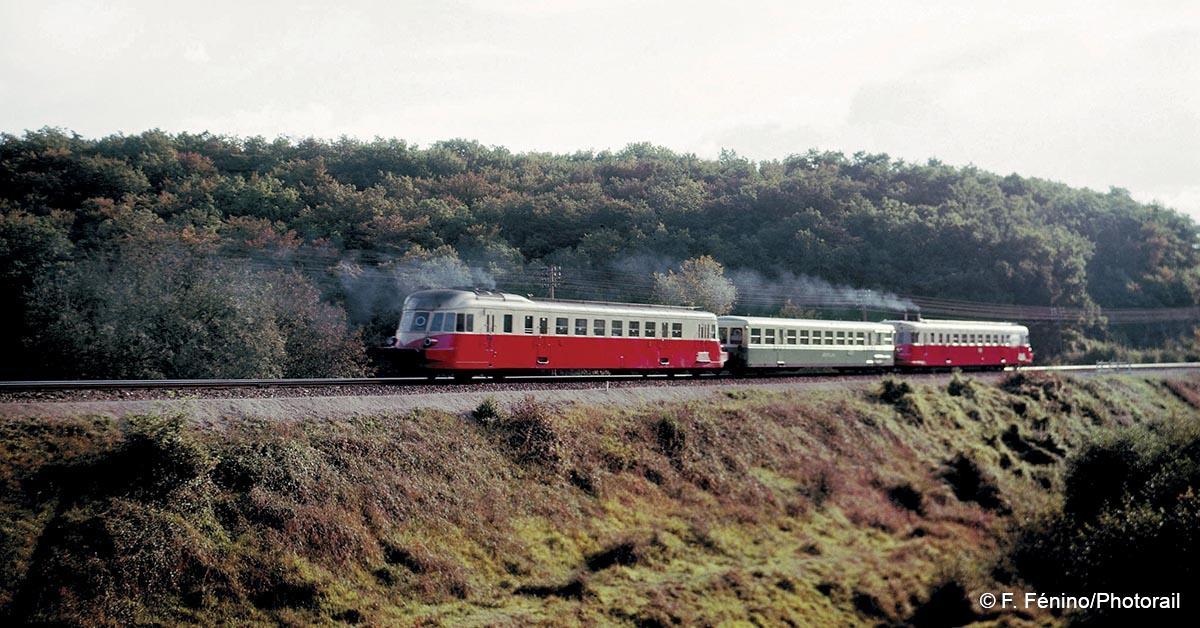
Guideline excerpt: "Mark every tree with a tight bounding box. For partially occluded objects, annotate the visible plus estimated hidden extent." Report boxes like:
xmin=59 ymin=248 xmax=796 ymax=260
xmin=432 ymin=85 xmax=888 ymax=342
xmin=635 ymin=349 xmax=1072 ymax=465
xmin=652 ymin=256 xmax=737 ymax=314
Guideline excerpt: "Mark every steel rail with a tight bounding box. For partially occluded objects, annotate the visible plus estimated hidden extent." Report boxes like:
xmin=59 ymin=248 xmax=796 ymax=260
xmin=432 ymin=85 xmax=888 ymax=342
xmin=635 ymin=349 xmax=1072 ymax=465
xmin=2 ymin=362 xmax=1198 ymax=392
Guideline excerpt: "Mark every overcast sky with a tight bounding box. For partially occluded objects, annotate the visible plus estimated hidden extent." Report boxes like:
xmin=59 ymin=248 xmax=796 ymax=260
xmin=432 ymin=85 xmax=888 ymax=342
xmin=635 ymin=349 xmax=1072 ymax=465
xmin=2 ymin=0 xmax=1198 ymax=218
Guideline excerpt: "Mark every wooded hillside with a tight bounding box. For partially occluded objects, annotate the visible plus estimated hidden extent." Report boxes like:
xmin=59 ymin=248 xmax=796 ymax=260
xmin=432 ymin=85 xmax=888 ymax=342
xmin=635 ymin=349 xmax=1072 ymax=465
xmin=2 ymin=129 xmax=1196 ymax=377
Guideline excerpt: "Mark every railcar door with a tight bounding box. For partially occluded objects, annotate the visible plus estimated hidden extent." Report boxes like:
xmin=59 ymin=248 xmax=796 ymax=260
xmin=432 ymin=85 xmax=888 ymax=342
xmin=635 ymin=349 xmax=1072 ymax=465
xmin=483 ymin=312 xmax=496 ymax=367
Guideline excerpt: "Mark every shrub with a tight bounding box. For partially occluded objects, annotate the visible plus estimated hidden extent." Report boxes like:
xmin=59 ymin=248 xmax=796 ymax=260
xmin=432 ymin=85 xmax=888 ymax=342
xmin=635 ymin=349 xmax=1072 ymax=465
xmin=1009 ymin=420 xmax=1200 ymax=604
xmin=946 ymin=371 xmax=974 ymax=398
xmin=497 ymin=396 xmax=563 ymax=469
xmin=471 ymin=397 xmax=501 ymax=425
xmin=878 ymin=377 xmax=913 ymax=404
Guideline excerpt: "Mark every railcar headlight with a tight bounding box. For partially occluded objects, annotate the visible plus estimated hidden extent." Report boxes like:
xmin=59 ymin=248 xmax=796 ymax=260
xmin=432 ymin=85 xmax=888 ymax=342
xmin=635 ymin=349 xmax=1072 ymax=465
xmin=423 ymin=337 xmax=439 ymax=347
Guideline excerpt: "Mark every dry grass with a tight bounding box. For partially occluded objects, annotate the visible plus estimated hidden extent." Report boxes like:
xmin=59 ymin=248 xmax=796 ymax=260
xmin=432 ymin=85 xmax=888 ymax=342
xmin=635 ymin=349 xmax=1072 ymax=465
xmin=1 ymin=374 xmax=1198 ymax=625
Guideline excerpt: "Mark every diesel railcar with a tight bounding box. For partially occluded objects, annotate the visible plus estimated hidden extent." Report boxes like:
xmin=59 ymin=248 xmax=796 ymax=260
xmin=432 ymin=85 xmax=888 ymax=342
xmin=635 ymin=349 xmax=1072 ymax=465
xmin=718 ymin=316 xmax=895 ymax=371
xmin=884 ymin=319 xmax=1033 ymax=369
xmin=381 ymin=288 xmax=725 ymax=377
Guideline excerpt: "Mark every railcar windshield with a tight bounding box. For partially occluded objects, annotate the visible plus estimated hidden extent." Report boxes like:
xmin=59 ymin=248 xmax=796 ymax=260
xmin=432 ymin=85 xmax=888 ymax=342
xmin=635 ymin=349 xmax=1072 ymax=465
xmin=403 ymin=311 xmax=430 ymax=331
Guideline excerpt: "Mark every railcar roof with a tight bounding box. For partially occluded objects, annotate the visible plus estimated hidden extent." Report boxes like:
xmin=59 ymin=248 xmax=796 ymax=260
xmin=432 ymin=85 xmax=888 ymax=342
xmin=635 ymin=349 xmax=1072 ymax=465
xmin=882 ymin=318 xmax=1028 ymax=331
xmin=718 ymin=315 xmax=894 ymax=331
xmin=402 ymin=289 xmax=717 ymax=319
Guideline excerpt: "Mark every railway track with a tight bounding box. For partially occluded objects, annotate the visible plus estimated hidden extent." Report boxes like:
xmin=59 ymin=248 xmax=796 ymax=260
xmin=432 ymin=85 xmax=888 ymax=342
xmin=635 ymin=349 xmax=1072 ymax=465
xmin=2 ymin=362 xmax=1198 ymax=393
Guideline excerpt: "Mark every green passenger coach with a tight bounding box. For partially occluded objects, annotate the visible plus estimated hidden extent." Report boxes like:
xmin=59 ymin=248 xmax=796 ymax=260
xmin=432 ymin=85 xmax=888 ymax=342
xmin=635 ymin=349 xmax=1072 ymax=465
xmin=718 ymin=316 xmax=896 ymax=371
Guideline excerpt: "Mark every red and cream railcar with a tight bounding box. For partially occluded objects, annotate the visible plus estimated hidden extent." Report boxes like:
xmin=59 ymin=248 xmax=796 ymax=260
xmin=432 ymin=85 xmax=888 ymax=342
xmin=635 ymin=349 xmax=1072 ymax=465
xmin=884 ymin=319 xmax=1033 ymax=369
xmin=383 ymin=289 xmax=725 ymax=376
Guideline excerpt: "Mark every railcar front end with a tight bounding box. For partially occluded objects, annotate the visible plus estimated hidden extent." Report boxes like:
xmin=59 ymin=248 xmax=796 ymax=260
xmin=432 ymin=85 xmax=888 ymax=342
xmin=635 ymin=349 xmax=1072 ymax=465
xmin=379 ymin=288 xmax=726 ymax=376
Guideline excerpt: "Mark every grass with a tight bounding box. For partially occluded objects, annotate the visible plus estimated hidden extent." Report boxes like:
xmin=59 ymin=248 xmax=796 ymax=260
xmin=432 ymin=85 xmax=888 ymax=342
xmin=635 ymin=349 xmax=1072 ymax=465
xmin=1 ymin=373 xmax=1198 ymax=625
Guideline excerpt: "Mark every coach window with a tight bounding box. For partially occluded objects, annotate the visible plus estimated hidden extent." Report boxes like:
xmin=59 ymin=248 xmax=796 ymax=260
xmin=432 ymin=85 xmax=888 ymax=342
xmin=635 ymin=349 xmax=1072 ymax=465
xmin=555 ymin=317 xmax=569 ymax=335
xmin=645 ymin=321 xmax=656 ymax=337
xmin=750 ymin=328 xmax=762 ymax=344
xmin=594 ymin=319 xmax=606 ymax=336
xmin=524 ymin=315 xmax=534 ymax=334
xmin=430 ymin=312 xmax=445 ymax=332
xmin=455 ymin=313 xmax=466 ymax=332
xmin=718 ymin=327 xmax=728 ymax=343
xmin=765 ymin=329 xmax=776 ymax=345
xmin=539 ymin=317 xmax=548 ymax=334
xmin=612 ymin=320 xmax=623 ymax=336
xmin=786 ymin=329 xmax=797 ymax=344
xmin=629 ymin=321 xmax=640 ymax=337
xmin=502 ymin=314 xmax=513 ymax=333
xmin=467 ymin=314 xmax=475 ymax=331
xmin=730 ymin=328 xmax=743 ymax=344
xmin=835 ymin=331 xmax=845 ymax=346
xmin=671 ymin=322 xmax=683 ymax=338
xmin=574 ymin=318 xmax=587 ymax=335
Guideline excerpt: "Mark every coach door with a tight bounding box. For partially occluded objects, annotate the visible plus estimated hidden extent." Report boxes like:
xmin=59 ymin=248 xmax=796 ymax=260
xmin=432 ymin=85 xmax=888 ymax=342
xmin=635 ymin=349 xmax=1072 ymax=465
xmin=483 ymin=311 xmax=497 ymax=367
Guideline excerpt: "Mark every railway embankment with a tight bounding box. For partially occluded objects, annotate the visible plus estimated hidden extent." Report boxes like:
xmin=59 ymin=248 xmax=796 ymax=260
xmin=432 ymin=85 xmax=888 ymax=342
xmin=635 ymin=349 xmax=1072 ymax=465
xmin=2 ymin=372 xmax=1199 ymax=625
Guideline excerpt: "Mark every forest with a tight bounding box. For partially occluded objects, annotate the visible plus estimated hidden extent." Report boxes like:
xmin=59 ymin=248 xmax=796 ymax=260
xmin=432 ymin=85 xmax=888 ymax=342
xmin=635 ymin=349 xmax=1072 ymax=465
xmin=1 ymin=128 xmax=1197 ymax=378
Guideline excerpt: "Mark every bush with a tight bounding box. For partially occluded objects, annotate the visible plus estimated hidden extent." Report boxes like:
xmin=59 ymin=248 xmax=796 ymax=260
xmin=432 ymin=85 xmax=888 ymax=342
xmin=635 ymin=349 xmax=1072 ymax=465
xmin=946 ymin=371 xmax=974 ymax=398
xmin=497 ymin=397 xmax=563 ymax=469
xmin=878 ymin=378 xmax=913 ymax=404
xmin=471 ymin=397 xmax=501 ymax=425
xmin=1009 ymin=420 xmax=1200 ymax=603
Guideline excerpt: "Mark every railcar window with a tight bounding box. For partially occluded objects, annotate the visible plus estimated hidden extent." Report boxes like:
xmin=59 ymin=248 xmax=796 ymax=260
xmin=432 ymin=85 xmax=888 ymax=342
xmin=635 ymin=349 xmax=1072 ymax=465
xmin=574 ymin=318 xmax=587 ymax=335
xmin=730 ymin=328 xmax=743 ymax=344
xmin=430 ymin=312 xmax=445 ymax=331
xmin=821 ymin=330 xmax=831 ymax=345
xmin=539 ymin=317 xmax=548 ymax=334
xmin=645 ymin=322 xmax=656 ymax=337
xmin=835 ymin=331 xmax=846 ymax=345
xmin=855 ymin=331 xmax=864 ymax=345
xmin=612 ymin=320 xmax=623 ymax=336
xmin=466 ymin=314 xmax=475 ymax=332
xmin=719 ymin=327 xmax=728 ymax=343
xmin=786 ymin=329 xmax=797 ymax=344
xmin=503 ymin=314 xmax=513 ymax=333
xmin=455 ymin=313 xmax=465 ymax=332
xmin=555 ymin=317 xmax=568 ymax=335
xmin=594 ymin=319 xmax=605 ymax=336
xmin=629 ymin=321 xmax=640 ymax=337
xmin=799 ymin=330 xmax=810 ymax=345
xmin=409 ymin=311 xmax=429 ymax=331
xmin=671 ymin=323 xmax=683 ymax=338
xmin=750 ymin=328 xmax=762 ymax=344
xmin=765 ymin=329 xmax=776 ymax=345
xmin=524 ymin=316 xmax=534 ymax=334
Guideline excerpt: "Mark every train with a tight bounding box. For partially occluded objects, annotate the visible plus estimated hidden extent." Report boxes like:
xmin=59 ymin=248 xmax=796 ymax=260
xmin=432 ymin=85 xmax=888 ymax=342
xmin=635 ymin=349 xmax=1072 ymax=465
xmin=378 ymin=288 xmax=1033 ymax=379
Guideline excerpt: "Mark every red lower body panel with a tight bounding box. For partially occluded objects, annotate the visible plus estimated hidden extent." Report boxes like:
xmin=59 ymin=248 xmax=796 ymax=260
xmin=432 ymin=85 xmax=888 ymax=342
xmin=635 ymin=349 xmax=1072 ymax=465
xmin=414 ymin=333 xmax=724 ymax=372
xmin=895 ymin=344 xmax=1033 ymax=368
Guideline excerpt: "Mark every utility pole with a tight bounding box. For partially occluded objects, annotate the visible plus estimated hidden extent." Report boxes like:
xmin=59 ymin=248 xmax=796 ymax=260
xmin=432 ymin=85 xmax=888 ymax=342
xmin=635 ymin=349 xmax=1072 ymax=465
xmin=547 ymin=265 xmax=562 ymax=299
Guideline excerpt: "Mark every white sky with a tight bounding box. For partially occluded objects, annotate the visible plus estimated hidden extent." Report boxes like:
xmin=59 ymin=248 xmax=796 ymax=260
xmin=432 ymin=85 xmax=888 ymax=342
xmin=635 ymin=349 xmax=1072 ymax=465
xmin=2 ymin=0 xmax=1198 ymax=219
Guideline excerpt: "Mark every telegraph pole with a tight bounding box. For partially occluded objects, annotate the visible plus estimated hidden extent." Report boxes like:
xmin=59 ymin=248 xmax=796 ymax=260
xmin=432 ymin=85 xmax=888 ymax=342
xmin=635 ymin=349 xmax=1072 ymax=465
xmin=547 ymin=265 xmax=561 ymax=299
